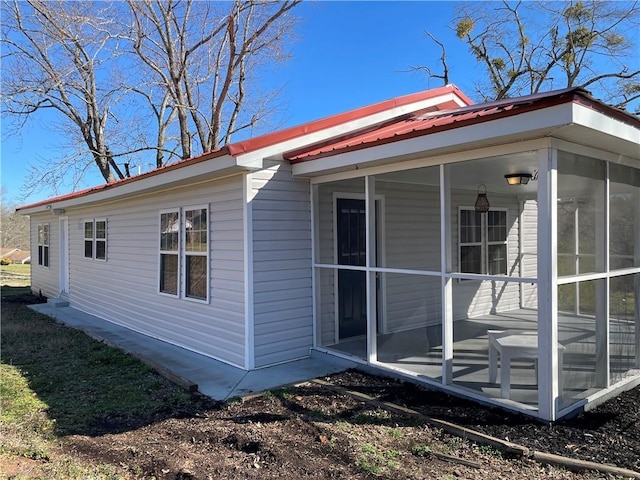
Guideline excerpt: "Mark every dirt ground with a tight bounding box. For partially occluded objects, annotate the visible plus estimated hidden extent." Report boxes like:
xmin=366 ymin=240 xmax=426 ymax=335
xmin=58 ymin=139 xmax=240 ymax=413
xmin=20 ymin=371 xmax=637 ymax=480
xmin=2 ymin=288 xmax=638 ymax=479
xmin=56 ymin=377 xmax=637 ymax=480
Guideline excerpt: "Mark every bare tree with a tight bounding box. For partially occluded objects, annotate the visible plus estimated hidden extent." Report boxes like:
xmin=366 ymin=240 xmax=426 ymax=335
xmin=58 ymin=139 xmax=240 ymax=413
xmin=1 ymin=1 xmax=127 ymax=189
xmin=127 ymin=0 xmax=300 ymax=160
xmin=1 ymin=0 xmax=300 ymax=199
xmin=421 ymin=1 xmax=640 ymax=112
xmin=0 ymin=190 xmax=30 ymax=249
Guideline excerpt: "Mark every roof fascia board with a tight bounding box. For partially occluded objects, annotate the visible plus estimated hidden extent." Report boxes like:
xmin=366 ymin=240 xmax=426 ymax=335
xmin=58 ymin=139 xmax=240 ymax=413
xmin=235 ymin=92 xmax=468 ymax=168
xmin=293 ymin=103 xmax=576 ymax=177
xmin=571 ymin=102 xmax=640 ymax=147
xmin=307 ymin=138 xmax=550 ymax=185
xmin=18 ymin=153 xmax=239 ymax=215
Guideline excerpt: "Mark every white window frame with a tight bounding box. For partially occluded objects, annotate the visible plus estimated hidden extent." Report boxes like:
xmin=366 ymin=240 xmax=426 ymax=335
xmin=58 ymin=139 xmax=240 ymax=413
xmin=159 ymin=209 xmax=181 ymax=298
xmin=83 ymin=219 xmax=107 ymax=261
xmin=158 ymin=206 xmax=209 ymax=303
xmin=37 ymin=223 xmax=50 ymax=267
xmin=458 ymin=208 xmax=483 ymax=274
xmin=458 ymin=207 xmax=508 ymax=276
xmin=182 ymin=205 xmax=209 ymax=303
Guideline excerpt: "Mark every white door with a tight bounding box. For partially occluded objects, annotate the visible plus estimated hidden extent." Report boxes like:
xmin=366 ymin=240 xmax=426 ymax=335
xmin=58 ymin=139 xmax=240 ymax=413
xmin=59 ymin=218 xmax=69 ymax=295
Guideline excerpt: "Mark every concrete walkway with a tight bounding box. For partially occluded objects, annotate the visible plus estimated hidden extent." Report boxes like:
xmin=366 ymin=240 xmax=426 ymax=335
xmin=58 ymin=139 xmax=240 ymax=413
xmin=29 ymin=301 xmax=358 ymax=401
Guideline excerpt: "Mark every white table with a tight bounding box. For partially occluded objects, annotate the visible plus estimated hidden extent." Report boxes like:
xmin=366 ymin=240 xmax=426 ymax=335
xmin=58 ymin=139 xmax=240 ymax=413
xmin=488 ymin=330 xmax=565 ymax=399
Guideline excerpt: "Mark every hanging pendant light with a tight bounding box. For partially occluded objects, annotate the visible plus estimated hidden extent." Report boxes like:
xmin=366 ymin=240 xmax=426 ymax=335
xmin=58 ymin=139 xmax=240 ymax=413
xmin=475 ymin=184 xmax=490 ymax=213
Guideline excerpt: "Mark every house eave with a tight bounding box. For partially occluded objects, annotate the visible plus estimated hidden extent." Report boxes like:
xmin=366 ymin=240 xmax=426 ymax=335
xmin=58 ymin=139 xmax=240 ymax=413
xmin=235 ymin=90 xmax=471 ymax=168
xmin=291 ymin=102 xmax=640 ymax=178
xmin=17 ymin=153 xmax=243 ymax=215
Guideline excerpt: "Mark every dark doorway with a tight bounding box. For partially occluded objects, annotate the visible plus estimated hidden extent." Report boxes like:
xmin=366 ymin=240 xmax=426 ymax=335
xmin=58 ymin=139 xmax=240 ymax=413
xmin=336 ymin=198 xmax=372 ymax=339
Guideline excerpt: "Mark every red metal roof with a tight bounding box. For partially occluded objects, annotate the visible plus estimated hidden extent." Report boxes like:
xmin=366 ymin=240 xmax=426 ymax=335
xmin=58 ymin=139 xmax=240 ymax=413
xmin=18 ymin=85 xmax=470 ymax=211
xmin=285 ymin=88 xmax=640 ymax=163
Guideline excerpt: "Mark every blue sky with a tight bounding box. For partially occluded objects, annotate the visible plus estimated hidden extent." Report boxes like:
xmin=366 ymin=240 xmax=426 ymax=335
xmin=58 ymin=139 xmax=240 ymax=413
xmin=1 ymin=1 xmax=477 ymax=205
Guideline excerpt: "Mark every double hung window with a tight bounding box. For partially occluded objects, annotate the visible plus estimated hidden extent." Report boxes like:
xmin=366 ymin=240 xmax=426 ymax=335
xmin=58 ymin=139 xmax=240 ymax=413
xmin=459 ymin=208 xmax=508 ymax=275
xmin=37 ymin=223 xmax=49 ymax=267
xmin=84 ymin=219 xmax=107 ymax=260
xmin=159 ymin=206 xmax=208 ymax=301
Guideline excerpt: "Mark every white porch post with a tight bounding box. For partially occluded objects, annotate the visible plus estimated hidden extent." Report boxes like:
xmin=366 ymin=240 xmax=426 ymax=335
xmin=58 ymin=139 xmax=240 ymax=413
xmin=635 ymin=189 xmax=640 ymax=368
xmin=311 ymin=184 xmax=320 ymax=349
xmin=366 ymin=176 xmax=378 ymax=363
xmin=440 ymin=164 xmax=453 ymax=385
xmin=537 ymin=147 xmax=559 ymax=422
xmin=594 ymin=164 xmax=610 ymax=387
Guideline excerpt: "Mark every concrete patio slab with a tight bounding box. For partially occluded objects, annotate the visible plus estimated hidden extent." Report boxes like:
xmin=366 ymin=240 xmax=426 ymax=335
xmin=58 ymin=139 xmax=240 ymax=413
xmin=28 ymin=301 xmax=357 ymax=401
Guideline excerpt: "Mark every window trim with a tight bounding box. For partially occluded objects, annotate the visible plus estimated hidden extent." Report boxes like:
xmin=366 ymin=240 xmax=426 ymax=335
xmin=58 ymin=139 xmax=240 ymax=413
xmin=37 ymin=222 xmax=50 ymax=268
xmin=182 ymin=205 xmax=209 ymax=302
xmin=458 ymin=206 xmax=508 ymax=277
xmin=158 ymin=209 xmax=181 ymax=298
xmin=158 ymin=206 xmax=210 ymax=303
xmin=83 ymin=218 xmax=107 ymax=261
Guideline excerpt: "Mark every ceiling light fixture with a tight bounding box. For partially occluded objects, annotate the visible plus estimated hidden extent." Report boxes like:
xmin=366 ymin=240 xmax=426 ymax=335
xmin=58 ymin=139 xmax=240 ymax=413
xmin=505 ymin=173 xmax=532 ymax=185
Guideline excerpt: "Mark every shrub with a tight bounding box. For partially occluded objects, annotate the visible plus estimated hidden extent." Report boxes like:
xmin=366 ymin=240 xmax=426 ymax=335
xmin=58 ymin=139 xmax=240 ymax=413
xmin=1 ymin=258 xmax=11 ymax=265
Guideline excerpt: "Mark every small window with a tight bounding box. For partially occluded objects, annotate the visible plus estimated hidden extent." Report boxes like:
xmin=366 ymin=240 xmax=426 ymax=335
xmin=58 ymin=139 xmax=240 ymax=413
xmin=95 ymin=220 xmax=107 ymax=260
xmin=84 ymin=221 xmax=94 ymax=258
xmin=459 ymin=208 xmax=508 ymax=275
xmin=184 ymin=208 xmax=207 ymax=300
xmin=158 ymin=207 xmax=209 ymax=302
xmin=159 ymin=211 xmax=180 ymax=296
xmin=37 ymin=223 xmax=49 ymax=267
xmin=459 ymin=210 xmax=482 ymax=274
xmin=84 ymin=219 xmax=107 ymax=260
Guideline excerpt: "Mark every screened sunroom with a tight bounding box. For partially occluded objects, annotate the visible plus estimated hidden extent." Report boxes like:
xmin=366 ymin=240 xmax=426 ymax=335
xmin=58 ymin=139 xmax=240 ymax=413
xmin=303 ymin=100 xmax=640 ymax=421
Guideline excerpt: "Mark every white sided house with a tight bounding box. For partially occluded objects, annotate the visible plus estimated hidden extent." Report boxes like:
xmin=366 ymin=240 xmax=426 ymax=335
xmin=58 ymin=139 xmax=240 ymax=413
xmin=18 ymin=85 xmax=640 ymax=422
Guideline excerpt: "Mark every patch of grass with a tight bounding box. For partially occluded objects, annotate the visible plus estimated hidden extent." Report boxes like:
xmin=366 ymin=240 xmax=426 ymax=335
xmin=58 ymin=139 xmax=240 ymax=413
xmin=1 ymin=299 xmax=208 ymax=439
xmin=387 ymin=427 xmax=404 ymax=439
xmin=411 ymin=443 xmax=432 ymax=457
xmin=1 ymin=295 xmax=215 ymax=478
xmin=478 ymin=443 xmax=504 ymax=458
xmin=352 ymin=407 xmax=393 ymax=424
xmin=356 ymin=443 xmax=400 ymax=475
xmin=0 ymin=264 xmax=30 ymax=287
xmin=336 ymin=420 xmax=350 ymax=430
xmin=438 ymin=474 xmax=457 ymax=480
xmin=0 ymin=364 xmax=53 ymax=461
xmin=271 ymin=386 xmax=294 ymax=399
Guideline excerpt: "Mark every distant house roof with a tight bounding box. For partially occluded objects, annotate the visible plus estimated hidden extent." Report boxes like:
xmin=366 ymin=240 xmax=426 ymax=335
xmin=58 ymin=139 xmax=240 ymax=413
xmin=0 ymin=248 xmax=19 ymax=257
xmin=285 ymin=88 xmax=640 ymax=163
xmin=9 ymin=250 xmax=31 ymax=263
xmin=1 ymin=248 xmax=30 ymax=263
xmin=17 ymin=85 xmax=470 ymax=214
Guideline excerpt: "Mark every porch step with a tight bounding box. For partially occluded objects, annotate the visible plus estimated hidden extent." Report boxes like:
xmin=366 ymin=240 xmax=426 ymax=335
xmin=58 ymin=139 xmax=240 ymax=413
xmin=47 ymin=297 xmax=69 ymax=308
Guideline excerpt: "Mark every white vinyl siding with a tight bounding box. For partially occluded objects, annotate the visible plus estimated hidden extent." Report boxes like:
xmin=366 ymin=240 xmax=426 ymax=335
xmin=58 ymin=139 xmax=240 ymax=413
xmin=378 ymin=181 xmax=442 ymax=332
xmin=251 ymin=162 xmax=313 ymax=367
xmin=63 ymin=176 xmax=246 ymax=368
xmin=521 ymin=199 xmax=538 ymax=309
xmin=30 ymin=214 xmax=58 ymax=298
xmin=451 ymin=192 xmax=521 ymax=319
